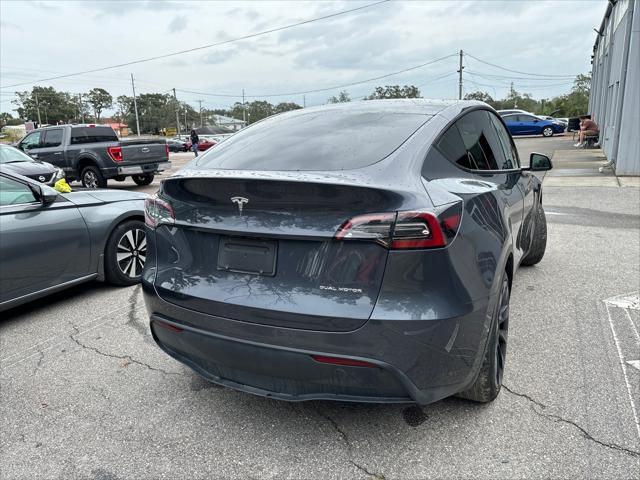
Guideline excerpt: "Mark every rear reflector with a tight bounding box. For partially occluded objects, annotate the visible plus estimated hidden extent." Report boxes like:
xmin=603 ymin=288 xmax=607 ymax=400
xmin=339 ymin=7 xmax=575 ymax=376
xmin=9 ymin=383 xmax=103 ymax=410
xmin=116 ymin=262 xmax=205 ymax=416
xmin=155 ymin=321 xmax=183 ymax=333
xmin=311 ymin=355 xmax=378 ymax=368
xmin=107 ymin=146 xmax=123 ymax=162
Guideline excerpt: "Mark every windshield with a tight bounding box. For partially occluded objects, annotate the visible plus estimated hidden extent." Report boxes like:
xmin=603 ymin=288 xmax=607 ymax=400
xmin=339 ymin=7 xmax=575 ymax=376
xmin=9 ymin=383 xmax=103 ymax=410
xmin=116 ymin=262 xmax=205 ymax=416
xmin=0 ymin=145 xmax=33 ymax=164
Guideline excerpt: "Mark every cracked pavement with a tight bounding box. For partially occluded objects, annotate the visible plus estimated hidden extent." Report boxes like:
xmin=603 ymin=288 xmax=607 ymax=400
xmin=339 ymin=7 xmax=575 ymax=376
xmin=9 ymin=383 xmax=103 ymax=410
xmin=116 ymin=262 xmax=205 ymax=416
xmin=1 ymin=137 xmax=639 ymax=479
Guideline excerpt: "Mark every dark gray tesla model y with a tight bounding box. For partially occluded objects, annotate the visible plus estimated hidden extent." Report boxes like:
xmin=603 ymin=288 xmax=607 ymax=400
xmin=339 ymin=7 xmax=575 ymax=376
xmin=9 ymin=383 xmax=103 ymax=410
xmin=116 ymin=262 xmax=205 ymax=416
xmin=142 ymin=99 xmax=552 ymax=405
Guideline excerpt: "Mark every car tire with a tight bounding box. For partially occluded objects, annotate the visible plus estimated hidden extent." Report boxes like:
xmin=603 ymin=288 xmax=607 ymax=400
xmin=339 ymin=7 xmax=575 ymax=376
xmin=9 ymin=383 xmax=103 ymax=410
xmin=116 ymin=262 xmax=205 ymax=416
xmin=104 ymin=219 xmax=147 ymax=286
xmin=81 ymin=165 xmax=107 ymax=189
xmin=132 ymin=174 xmax=154 ymax=186
xmin=457 ymin=272 xmax=510 ymax=403
xmin=542 ymin=126 xmax=554 ymax=137
xmin=521 ymin=205 xmax=547 ymax=266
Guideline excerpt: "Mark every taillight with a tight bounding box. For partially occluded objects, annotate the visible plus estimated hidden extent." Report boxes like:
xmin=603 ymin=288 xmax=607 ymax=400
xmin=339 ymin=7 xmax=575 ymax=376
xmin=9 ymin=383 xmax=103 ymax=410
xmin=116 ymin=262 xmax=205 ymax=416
xmin=335 ymin=203 xmax=462 ymax=250
xmin=335 ymin=213 xmax=396 ymax=247
xmin=107 ymin=146 xmax=123 ymax=162
xmin=391 ymin=211 xmax=445 ymax=249
xmin=165 ymin=143 xmax=169 ymax=157
xmin=144 ymin=196 xmax=175 ymax=228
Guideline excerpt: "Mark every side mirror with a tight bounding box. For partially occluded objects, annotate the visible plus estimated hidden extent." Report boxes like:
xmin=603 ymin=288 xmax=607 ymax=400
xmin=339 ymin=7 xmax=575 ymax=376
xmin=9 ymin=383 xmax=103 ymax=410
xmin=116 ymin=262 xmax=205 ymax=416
xmin=533 ymin=119 xmax=539 ymax=123
xmin=31 ymin=183 xmax=59 ymax=205
xmin=529 ymin=153 xmax=553 ymax=171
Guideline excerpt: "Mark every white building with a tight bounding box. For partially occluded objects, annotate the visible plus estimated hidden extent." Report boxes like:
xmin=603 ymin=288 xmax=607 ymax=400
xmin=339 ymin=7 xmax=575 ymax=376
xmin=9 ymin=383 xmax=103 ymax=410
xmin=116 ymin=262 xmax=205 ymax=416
xmin=589 ymin=0 xmax=639 ymax=176
xmin=212 ymin=115 xmax=246 ymax=131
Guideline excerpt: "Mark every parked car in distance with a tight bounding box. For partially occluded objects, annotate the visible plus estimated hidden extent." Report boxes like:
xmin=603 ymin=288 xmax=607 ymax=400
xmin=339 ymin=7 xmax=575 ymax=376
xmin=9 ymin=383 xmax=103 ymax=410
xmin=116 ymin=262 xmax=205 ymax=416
xmin=0 ymin=143 xmax=65 ymax=186
xmin=0 ymin=167 xmax=148 ymax=312
xmin=184 ymin=138 xmax=217 ymax=151
xmin=502 ymin=113 xmax=566 ymax=137
xmin=16 ymin=124 xmax=171 ymax=188
xmin=143 ymin=99 xmax=553 ymax=406
xmin=166 ymin=138 xmax=185 ymax=152
xmin=497 ymin=109 xmax=531 ymax=117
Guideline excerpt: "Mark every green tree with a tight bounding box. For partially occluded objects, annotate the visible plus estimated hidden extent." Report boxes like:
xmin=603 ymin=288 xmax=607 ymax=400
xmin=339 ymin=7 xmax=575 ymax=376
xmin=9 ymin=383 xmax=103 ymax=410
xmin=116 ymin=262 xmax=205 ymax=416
xmin=274 ymin=102 xmax=302 ymax=114
xmin=327 ymin=90 xmax=351 ymax=103
xmin=86 ymin=88 xmax=113 ymax=122
xmin=464 ymin=91 xmax=495 ymax=104
xmin=12 ymin=86 xmax=77 ymax=124
xmin=367 ymin=85 xmax=421 ymax=99
xmin=0 ymin=112 xmax=23 ymax=127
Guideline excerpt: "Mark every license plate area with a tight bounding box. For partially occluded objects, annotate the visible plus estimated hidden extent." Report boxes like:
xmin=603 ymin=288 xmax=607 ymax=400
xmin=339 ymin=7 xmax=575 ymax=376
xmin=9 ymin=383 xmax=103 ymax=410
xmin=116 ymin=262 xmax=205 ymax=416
xmin=217 ymin=236 xmax=277 ymax=276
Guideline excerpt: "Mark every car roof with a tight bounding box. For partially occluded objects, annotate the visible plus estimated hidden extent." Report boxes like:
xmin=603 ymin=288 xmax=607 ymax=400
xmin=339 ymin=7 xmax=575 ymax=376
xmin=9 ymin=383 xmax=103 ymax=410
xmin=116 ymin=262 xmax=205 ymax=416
xmin=288 ymin=98 xmax=487 ymax=117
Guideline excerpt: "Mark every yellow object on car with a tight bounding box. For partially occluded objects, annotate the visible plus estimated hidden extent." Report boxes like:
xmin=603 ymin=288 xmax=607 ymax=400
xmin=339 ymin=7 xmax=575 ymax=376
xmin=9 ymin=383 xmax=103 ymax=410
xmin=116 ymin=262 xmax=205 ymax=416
xmin=54 ymin=178 xmax=72 ymax=193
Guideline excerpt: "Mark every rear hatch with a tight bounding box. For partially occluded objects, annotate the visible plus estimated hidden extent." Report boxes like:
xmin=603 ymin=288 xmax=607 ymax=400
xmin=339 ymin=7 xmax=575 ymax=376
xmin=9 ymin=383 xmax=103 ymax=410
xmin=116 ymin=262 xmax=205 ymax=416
xmin=120 ymin=138 xmax=168 ymax=165
xmin=153 ymin=174 xmax=407 ymax=332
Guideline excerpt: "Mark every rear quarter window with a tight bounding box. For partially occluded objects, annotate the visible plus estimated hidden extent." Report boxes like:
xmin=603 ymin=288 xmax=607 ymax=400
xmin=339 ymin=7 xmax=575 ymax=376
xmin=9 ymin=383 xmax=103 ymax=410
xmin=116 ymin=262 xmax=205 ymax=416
xmin=193 ymin=111 xmax=431 ymax=171
xmin=70 ymin=127 xmax=118 ymax=144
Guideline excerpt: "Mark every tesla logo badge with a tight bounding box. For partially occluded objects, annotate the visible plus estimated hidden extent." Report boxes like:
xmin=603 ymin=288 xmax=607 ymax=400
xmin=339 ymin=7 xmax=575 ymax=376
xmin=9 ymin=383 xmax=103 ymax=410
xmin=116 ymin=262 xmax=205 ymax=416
xmin=141 ymin=147 xmax=150 ymax=153
xmin=231 ymin=196 xmax=249 ymax=215
xmin=38 ymin=175 xmax=46 ymax=182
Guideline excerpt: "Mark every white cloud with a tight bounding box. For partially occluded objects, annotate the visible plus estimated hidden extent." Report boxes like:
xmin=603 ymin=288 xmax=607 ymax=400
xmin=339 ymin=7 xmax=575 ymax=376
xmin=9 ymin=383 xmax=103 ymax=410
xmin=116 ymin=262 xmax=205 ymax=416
xmin=0 ymin=0 xmax=605 ymax=112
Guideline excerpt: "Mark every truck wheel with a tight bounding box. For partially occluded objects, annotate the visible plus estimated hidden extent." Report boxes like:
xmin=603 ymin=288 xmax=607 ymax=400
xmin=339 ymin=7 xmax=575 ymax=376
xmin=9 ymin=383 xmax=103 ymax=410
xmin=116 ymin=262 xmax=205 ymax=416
xmin=81 ymin=166 xmax=107 ymax=189
xmin=104 ymin=219 xmax=146 ymax=286
xmin=132 ymin=174 xmax=154 ymax=186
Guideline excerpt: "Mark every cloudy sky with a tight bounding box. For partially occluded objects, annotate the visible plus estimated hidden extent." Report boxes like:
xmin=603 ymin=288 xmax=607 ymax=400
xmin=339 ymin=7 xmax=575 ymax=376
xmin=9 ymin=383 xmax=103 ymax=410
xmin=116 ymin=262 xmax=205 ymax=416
xmin=1 ymin=0 xmax=605 ymax=115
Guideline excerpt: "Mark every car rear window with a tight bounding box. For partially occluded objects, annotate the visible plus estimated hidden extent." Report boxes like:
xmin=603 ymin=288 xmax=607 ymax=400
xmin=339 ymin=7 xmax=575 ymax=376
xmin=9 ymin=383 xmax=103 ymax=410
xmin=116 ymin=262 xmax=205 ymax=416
xmin=194 ymin=110 xmax=431 ymax=171
xmin=70 ymin=126 xmax=118 ymax=144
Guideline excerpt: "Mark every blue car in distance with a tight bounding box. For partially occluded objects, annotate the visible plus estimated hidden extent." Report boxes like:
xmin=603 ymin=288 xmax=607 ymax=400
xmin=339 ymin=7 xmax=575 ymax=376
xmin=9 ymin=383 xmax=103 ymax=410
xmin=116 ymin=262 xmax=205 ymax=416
xmin=502 ymin=113 xmax=566 ymax=137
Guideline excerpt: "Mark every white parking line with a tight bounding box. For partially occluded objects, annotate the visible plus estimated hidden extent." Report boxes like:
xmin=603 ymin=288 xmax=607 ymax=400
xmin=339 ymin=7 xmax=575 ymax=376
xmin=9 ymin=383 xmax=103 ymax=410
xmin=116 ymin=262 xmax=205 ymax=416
xmin=603 ymin=299 xmax=640 ymax=443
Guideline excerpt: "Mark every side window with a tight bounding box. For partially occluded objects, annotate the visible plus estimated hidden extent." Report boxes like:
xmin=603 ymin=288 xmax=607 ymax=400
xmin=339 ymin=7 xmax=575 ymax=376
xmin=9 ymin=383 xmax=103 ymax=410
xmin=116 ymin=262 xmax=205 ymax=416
xmin=71 ymin=127 xmax=118 ymax=144
xmin=434 ymin=124 xmax=468 ymax=167
xmin=489 ymin=113 xmax=520 ymax=169
xmin=0 ymin=176 xmax=37 ymax=206
xmin=42 ymin=129 xmax=63 ymax=148
xmin=503 ymin=115 xmax=518 ymax=123
xmin=456 ymin=111 xmax=505 ymax=171
xmin=21 ymin=131 xmax=41 ymax=150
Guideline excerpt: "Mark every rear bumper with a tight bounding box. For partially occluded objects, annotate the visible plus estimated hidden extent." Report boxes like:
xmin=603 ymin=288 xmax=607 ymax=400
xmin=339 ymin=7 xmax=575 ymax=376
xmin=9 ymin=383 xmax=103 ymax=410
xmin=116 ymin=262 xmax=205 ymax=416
xmin=112 ymin=161 xmax=171 ymax=176
xmin=143 ymin=280 xmax=495 ymax=405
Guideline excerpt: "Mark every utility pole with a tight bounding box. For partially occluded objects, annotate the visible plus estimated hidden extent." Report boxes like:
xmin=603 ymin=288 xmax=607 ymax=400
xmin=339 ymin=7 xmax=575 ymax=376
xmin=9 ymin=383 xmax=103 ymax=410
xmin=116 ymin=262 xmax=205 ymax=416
xmin=172 ymin=88 xmax=181 ymax=136
xmin=131 ymin=74 xmax=141 ymax=136
xmin=77 ymin=94 xmax=84 ymax=123
xmin=457 ymin=49 xmax=464 ymax=100
xmin=35 ymin=92 xmax=42 ymax=125
xmin=184 ymin=109 xmax=187 ymax=129
xmin=510 ymin=82 xmax=518 ymax=108
xmin=242 ymin=89 xmax=247 ymax=125
xmin=303 ymin=95 xmax=306 ymax=108
xmin=197 ymin=99 xmax=203 ymax=126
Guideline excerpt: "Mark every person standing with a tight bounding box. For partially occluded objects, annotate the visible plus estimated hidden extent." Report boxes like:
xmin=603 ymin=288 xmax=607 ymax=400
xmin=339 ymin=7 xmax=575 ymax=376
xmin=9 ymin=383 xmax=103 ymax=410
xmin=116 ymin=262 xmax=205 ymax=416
xmin=190 ymin=128 xmax=200 ymax=157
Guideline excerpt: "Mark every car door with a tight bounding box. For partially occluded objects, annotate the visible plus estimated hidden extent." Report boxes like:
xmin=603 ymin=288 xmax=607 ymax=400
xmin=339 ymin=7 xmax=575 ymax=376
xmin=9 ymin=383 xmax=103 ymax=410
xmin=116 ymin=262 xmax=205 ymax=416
xmin=520 ymin=115 xmax=540 ymax=135
xmin=488 ymin=112 xmax=536 ymax=262
xmin=502 ymin=115 xmax=521 ymax=135
xmin=0 ymin=172 xmax=92 ymax=306
xmin=37 ymin=128 xmax=66 ymax=169
xmin=455 ymin=111 xmax=526 ymax=266
xmin=18 ymin=130 xmax=42 ymax=158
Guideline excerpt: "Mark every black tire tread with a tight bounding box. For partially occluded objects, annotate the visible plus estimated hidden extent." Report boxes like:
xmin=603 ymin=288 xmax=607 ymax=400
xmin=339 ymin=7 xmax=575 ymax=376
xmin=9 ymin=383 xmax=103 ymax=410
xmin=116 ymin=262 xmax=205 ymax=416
xmin=457 ymin=274 xmax=509 ymax=403
xmin=132 ymin=174 xmax=154 ymax=186
xmin=521 ymin=206 xmax=547 ymax=266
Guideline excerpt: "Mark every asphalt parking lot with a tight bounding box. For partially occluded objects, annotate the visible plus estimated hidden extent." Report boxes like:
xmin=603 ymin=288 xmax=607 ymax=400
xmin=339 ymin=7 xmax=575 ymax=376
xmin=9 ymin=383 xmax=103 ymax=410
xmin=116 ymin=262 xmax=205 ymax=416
xmin=2 ymin=135 xmax=639 ymax=479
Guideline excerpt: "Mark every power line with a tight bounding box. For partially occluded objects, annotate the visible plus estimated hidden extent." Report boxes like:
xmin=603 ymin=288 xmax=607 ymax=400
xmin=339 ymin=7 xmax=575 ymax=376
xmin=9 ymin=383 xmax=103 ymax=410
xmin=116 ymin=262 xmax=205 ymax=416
xmin=175 ymin=53 xmax=457 ymax=99
xmin=0 ymin=1 xmax=390 ymax=89
xmin=464 ymin=53 xmax=577 ymax=78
